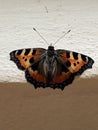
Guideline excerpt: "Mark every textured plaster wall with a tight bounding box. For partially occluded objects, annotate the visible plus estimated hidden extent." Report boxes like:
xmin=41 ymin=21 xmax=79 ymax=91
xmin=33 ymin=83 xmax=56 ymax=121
xmin=0 ymin=0 xmax=98 ymax=82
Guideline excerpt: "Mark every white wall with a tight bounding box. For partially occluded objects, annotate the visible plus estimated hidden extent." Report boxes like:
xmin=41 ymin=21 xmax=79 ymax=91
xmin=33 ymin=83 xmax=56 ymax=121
xmin=0 ymin=0 xmax=98 ymax=82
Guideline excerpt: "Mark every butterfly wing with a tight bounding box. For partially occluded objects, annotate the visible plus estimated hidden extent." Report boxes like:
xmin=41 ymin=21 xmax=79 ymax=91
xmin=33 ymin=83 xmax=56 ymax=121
xmin=10 ymin=48 xmax=46 ymax=70
xmin=56 ymin=49 xmax=94 ymax=75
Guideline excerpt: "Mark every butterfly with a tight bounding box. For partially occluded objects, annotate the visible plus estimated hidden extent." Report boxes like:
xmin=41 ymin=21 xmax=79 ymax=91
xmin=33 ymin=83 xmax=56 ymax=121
xmin=10 ymin=45 xmax=94 ymax=90
xmin=10 ymin=28 xmax=94 ymax=90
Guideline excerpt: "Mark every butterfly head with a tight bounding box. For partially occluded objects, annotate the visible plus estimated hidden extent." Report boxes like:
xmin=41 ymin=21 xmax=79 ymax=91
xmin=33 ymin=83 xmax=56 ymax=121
xmin=47 ymin=45 xmax=55 ymax=57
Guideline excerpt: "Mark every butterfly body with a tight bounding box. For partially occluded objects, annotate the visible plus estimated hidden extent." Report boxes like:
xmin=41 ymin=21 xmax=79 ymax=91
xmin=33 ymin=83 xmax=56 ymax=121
xmin=10 ymin=45 xmax=94 ymax=90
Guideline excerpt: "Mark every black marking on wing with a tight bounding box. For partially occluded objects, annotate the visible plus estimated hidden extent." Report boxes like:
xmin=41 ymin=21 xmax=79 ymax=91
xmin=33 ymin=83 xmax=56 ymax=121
xmin=73 ymin=52 xmax=78 ymax=60
xmin=16 ymin=50 xmax=22 ymax=55
xmin=81 ymin=54 xmax=87 ymax=62
xmin=66 ymin=52 xmax=70 ymax=58
xmin=29 ymin=57 xmax=34 ymax=64
xmin=62 ymin=65 xmax=69 ymax=73
xmin=24 ymin=49 xmax=31 ymax=55
xmin=66 ymin=61 xmax=71 ymax=67
xmin=32 ymin=49 xmax=36 ymax=55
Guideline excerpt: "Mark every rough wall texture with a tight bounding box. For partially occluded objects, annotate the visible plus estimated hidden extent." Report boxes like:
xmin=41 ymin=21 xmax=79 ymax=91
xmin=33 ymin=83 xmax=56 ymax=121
xmin=0 ymin=0 xmax=98 ymax=82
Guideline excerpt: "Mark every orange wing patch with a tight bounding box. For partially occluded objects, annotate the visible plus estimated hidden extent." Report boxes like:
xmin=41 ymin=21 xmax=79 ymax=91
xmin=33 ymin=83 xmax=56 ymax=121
xmin=27 ymin=67 xmax=46 ymax=83
xmin=53 ymin=71 xmax=72 ymax=83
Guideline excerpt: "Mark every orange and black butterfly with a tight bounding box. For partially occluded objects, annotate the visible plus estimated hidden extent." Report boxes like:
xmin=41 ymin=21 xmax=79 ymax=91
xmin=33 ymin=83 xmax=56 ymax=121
xmin=10 ymin=29 xmax=94 ymax=90
xmin=10 ymin=45 xmax=94 ymax=90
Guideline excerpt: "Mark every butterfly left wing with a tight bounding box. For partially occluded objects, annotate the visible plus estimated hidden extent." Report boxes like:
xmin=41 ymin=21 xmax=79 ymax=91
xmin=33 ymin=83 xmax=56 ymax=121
xmin=10 ymin=48 xmax=46 ymax=70
xmin=56 ymin=49 xmax=94 ymax=75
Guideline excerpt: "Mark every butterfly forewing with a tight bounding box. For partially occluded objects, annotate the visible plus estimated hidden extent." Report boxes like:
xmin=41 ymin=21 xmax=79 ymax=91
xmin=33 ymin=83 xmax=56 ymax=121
xmin=10 ymin=48 xmax=46 ymax=70
xmin=56 ymin=49 xmax=94 ymax=75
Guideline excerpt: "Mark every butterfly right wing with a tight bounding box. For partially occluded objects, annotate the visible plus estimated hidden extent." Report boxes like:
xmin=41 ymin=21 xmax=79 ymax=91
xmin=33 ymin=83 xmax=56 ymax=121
xmin=56 ymin=49 xmax=94 ymax=75
xmin=10 ymin=48 xmax=46 ymax=70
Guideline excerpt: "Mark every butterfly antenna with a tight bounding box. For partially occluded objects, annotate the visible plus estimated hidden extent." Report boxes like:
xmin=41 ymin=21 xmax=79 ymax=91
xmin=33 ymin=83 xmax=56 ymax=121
xmin=53 ymin=29 xmax=71 ymax=46
xmin=33 ymin=28 xmax=49 ymax=45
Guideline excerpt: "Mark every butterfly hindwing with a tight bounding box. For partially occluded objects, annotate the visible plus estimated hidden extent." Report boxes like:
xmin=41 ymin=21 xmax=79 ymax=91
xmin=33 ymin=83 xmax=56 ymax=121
xmin=25 ymin=68 xmax=74 ymax=90
xmin=10 ymin=48 xmax=46 ymax=70
xmin=56 ymin=49 xmax=94 ymax=75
